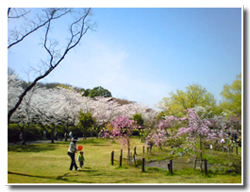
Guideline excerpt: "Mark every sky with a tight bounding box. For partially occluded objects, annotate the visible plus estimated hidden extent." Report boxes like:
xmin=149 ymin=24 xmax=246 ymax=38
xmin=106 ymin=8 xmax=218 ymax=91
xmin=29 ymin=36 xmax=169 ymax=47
xmin=7 ymin=7 xmax=242 ymax=108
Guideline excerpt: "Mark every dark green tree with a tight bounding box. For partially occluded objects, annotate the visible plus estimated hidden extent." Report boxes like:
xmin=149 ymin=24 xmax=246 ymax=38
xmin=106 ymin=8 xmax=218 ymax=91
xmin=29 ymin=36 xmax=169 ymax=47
xmin=78 ymin=110 xmax=96 ymax=139
xmin=132 ymin=113 xmax=144 ymax=138
xmin=132 ymin=113 xmax=144 ymax=127
xmin=81 ymin=88 xmax=91 ymax=97
xmin=87 ymin=86 xmax=112 ymax=98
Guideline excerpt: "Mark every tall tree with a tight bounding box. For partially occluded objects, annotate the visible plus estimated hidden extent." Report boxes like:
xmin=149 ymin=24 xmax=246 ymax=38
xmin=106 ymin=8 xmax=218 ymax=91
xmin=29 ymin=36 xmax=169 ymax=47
xmin=132 ymin=113 xmax=144 ymax=138
xmin=175 ymin=108 xmax=217 ymax=169
xmin=8 ymin=8 xmax=94 ymax=124
xmin=157 ymin=84 xmax=216 ymax=117
xmin=78 ymin=111 xmax=96 ymax=139
xmin=220 ymin=74 xmax=241 ymax=116
xmin=132 ymin=113 xmax=144 ymax=127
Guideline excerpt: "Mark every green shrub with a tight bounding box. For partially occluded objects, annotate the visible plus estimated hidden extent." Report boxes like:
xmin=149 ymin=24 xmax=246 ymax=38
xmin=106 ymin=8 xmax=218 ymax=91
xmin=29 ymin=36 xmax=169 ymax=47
xmin=8 ymin=124 xmax=43 ymax=143
xmin=8 ymin=124 xmax=20 ymax=143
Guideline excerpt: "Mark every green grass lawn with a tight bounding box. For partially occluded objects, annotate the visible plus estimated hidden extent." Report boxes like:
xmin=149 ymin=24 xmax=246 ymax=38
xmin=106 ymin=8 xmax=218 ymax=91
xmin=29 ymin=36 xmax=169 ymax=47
xmin=8 ymin=138 xmax=242 ymax=184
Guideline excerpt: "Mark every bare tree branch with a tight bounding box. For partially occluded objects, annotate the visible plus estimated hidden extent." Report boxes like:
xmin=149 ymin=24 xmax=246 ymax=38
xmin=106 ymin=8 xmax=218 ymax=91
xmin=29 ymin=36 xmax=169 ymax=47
xmin=8 ymin=8 xmax=94 ymax=124
xmin=8 ymin=8 xmax=71 ymax=49
xmin=8 ymin=8 xmax=30 ymax=19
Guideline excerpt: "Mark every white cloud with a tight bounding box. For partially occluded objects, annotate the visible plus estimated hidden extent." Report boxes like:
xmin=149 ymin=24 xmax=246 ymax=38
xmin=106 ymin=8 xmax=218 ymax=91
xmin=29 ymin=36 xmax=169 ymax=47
xmin=44 ymin=35 xmax=173 ymax=108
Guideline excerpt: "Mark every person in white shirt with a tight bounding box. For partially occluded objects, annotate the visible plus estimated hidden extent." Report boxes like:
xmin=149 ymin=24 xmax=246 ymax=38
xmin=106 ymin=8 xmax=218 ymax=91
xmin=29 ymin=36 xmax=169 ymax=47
xmin=67 ymin=137 xmax=79 ymax=171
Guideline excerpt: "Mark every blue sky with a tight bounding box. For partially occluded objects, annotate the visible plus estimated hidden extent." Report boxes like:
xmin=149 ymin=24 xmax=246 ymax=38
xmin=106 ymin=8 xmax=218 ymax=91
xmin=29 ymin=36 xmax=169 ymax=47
xmin=8 ymin=8 xmax=242 ymax=108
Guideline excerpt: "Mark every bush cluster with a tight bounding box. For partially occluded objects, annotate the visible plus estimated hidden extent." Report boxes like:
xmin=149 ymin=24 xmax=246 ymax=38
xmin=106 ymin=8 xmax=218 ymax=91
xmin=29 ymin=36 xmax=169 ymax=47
xmin=8 ymin=124 xmax=43 ymax=143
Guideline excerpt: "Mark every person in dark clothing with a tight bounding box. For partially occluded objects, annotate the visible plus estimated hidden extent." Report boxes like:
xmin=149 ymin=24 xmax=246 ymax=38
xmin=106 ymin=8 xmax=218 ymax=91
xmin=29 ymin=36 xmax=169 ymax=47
xmin=67 ymin=137 xmax=79 ymax=171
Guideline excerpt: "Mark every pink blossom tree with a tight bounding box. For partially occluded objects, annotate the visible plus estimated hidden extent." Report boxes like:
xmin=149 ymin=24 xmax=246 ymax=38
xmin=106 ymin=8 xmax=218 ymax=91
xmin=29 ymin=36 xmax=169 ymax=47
xmin=145 ymin=115 xmax=179 ymax=151
xmin=101 ymin=115 xmax=138 ymax=164
xmin=146 ymin=126 xmax=167 ymax=150
xmin=174 ymin=108 xmax=217 ymax=167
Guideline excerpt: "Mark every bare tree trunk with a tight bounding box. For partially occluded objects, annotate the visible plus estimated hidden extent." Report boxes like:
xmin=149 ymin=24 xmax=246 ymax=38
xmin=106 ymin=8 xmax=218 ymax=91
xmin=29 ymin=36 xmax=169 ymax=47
xmin=200 ymin=137 xmax=203 ymax=170
xmin=127 ymin=137 xmax=132 ymax=165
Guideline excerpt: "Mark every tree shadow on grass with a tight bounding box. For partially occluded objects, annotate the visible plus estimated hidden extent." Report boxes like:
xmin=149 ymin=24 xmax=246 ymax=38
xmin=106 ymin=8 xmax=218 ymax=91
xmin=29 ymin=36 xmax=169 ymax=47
xmin=77 ymin=166 xmax=99 ymax=174
xmin=8 ymin=168 xmax=99 ymax=183
xmin=8 ymin=171 xmax=71 ymax=182
xmin=8 ymin=144 xmax=56 ymax=153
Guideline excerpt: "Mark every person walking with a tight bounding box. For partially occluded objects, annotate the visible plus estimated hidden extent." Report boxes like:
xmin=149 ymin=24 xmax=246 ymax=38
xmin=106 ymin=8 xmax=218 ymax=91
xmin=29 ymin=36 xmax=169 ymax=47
xmin=69 ymin=131 xmax=73 ymax=139
xmin=67 ymin=137 xmax=79 ymax=171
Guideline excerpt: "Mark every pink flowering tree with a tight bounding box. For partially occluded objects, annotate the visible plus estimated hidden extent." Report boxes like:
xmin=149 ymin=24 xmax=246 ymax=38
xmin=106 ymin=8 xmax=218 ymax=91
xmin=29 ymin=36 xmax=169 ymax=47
xmin=145 ymin=115 xmax=179 ymax=150
xmin=101 ymin=115 xmax=138 ymax=164
xmin=146 ymin=125 xmax=167 ymax=150
xmin=175 ymin=108 xmax=217 ymax=165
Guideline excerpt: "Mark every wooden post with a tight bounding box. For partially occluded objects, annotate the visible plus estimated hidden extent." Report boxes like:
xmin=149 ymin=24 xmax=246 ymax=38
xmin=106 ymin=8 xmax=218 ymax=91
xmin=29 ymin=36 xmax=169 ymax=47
xmin=134 ymin=147 xmax=137 ymax=155
xmin=142 ymin=158 xmax=145 ymax=172
xmin=168 ymin=163 xmax=171 ymax=172
xmin=133 ymin=154 xmax=137 ymax=167
xmin=168 ymin=160 xmax=173 ymax=174
xmin=120 ymin=155 xmax=122 ymax=167
xmin=111 ymin=151 xmax=114 ymax=165
xmin=204 ymin=158 xmax=208 ymax=176
xmin=143 ymin=146 xmax=145 ymax=154
xmin=170 ymin=160 xmax=173 ymax=174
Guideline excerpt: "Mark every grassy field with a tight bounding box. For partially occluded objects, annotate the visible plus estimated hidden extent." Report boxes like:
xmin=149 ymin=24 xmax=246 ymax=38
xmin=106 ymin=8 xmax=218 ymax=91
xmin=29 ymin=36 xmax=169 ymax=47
xmin=8 ymin=138 xmax=242 ymax=184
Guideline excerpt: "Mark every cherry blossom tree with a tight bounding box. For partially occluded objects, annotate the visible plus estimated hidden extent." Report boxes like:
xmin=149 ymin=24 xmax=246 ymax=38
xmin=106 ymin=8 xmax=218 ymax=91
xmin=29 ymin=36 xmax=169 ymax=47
xmin=146 ymin=125 xmax=167 ymax=150
xmin=8 ymin=74 xmax=23 ymax=114
xmin=91 ymin=97 xmax=120 ymax=130
xmin=144 ymin=114 xmax=180 ymax=150
xmin=174 ymin=108 xmax=217 ymax=168
xmin=101 ymin=115 xmax=138 ymax=164
xmin=8 ymin=74 xmax=38 ymax=144
xmin=119 ymin=103 xmax=159 ymax=128
xmin=31 ymin=86 xmax=97 ymax=143
xmin=8 ymin=74 xmax=160 ymax=143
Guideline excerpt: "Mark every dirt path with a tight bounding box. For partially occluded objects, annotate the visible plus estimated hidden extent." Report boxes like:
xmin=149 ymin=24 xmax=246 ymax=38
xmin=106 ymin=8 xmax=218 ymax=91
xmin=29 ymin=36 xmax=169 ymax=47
xmin=146 ymin=158 xmax=212 ymax=170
